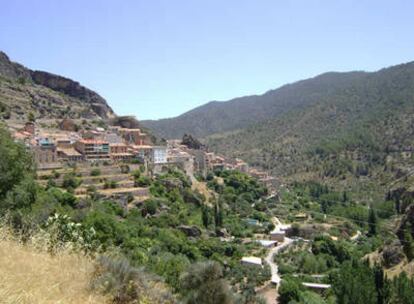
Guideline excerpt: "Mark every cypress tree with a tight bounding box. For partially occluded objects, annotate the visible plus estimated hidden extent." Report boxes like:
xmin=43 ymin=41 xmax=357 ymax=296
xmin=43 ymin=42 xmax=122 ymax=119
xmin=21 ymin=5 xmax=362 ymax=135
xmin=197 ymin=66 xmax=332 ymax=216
xmin=368 ymin=206 xmax=377 ymax=236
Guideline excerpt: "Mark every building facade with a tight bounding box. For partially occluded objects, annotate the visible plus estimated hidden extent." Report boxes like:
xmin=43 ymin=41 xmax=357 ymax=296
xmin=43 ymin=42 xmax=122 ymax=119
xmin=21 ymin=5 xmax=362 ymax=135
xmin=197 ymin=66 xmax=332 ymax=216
xmin=75 ymin=139 xmax=110 ymax=160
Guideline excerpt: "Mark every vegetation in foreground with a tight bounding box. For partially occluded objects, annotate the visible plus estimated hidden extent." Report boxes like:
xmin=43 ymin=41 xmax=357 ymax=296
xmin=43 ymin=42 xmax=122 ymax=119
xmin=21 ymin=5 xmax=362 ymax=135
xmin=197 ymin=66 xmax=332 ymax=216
xmin=2 ymin=120 xmax=414 ymax=303
xmin=0 ymin=125 xmax=270 ymax=303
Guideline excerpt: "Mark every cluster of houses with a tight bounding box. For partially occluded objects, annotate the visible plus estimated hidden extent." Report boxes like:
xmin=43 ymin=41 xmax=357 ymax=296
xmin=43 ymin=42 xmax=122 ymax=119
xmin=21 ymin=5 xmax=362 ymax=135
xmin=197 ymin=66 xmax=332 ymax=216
xmin=167 ymin=140 xmax=277 ymax=189
xmin=11 ymin=121 xmax=278 ymax=191
xmin=12 ymin=121 xmax=168 ymax=171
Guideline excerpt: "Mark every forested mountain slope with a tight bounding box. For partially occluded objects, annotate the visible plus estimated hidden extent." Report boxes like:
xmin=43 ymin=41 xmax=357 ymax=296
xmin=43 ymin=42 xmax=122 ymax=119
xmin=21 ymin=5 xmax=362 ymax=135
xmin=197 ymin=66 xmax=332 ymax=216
xmin=142 ymin=71 xmax=369 ymax=139
xmin=206 ymin=61 xmax=414 ymax=200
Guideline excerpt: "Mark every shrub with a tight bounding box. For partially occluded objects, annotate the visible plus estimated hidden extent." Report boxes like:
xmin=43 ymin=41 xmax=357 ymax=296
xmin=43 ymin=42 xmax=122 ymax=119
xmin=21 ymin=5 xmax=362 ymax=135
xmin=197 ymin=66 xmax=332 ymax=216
xmin=90 ymin=168 xmax=101 ymax=176
xmin=62 ymin=173 xmax=82 ymax=190
xmin=135 ymin=176 xmax=151 ymax=187
xmin=91 ymin=256 xmax=175 ymax=304
xmin=179 ymin=261 xmax=235 ymax=304
xmin=278 ymin=277 xmax=302 ymax=304
xmin=0 ymin=126 xmax=35 ymax=199
xmin=142 ymin=199 xmax=158 ymax=216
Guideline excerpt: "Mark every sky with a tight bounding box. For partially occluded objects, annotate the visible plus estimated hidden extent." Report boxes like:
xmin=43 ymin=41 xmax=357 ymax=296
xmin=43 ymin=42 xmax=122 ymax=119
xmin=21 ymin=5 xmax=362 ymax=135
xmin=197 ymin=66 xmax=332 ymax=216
xmin=1 ymin=0 xmax=413 ymax=120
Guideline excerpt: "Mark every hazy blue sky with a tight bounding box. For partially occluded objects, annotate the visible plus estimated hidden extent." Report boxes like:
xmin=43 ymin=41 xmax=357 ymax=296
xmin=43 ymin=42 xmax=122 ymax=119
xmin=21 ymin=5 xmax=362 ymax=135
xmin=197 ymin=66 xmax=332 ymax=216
xmin=1 ymin=0 xmax=413 ymax=120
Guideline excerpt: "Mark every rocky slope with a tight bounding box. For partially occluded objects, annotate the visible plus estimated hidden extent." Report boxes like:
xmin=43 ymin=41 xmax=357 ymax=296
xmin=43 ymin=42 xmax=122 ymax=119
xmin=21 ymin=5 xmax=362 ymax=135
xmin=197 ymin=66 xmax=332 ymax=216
xmin=0 ymin=51 xmax=115 ymax=121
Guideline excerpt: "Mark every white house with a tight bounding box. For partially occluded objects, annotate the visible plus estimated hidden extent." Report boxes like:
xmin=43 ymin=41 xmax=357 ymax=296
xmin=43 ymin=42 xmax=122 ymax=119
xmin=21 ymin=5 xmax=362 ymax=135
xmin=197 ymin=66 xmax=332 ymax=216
xmin=256 ymin=240 xmax=277 ymax=248
xmin=241 ymin=256 xmax=262 ymax=267
xmin=152 ymin=146 xmax=168 ymax=164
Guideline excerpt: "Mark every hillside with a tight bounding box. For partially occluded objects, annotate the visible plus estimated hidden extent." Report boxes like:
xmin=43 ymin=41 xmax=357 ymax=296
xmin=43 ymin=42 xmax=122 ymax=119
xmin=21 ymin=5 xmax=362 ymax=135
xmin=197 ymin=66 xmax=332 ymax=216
xmin=142 ymin=71 xmax=369 ymax=139
xmin=205 ymin=61 xmax=414 ymax=199
xmin=0 ymin=51 xmax=115 ymax=121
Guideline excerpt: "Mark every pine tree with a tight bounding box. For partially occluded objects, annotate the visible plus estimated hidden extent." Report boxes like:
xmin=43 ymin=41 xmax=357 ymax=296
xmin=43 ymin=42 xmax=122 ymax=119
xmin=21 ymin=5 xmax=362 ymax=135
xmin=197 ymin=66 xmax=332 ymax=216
xmin=368 ymin=206 xmax=377 ymax=236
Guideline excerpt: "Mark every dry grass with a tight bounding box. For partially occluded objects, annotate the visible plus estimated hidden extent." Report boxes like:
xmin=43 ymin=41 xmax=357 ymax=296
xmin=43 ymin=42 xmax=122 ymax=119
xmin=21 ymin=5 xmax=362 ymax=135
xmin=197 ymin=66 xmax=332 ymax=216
xmin=386 ymin=260 xmax=414 ymax=278
xmin=0 ymin=231 xmax=108 ymax=304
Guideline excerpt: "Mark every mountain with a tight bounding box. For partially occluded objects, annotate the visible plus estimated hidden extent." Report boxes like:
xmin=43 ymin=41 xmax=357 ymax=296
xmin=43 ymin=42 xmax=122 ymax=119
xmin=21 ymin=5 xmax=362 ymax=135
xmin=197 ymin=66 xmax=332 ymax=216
xmin=0 ymin=51 xmax=115 ymax=121
xmin=142 ymin=71 xmax=369 ymax=139
xmin=144 ymin=61 xmax=414 ymax=200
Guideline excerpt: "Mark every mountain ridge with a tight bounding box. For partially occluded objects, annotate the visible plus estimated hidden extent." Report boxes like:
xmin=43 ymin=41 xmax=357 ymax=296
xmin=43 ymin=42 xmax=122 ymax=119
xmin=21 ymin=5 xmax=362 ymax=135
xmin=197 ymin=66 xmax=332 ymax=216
xmin=141 ymin=69 xmax=374 ymax=139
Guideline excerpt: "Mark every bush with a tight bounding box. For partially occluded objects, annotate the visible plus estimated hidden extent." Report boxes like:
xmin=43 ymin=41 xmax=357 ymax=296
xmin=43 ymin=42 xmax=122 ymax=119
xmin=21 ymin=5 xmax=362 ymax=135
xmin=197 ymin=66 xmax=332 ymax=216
xmin=135 ymin=176 xmax=151 ymax=187
xmin=0 ymin=126 xmax=35 ymax=199
xmin=90 ymin=168 xmax=101 ymax=176
xmin=179 ymin=261 xmax=235 ymax=304
xmin=103 ymin=180 xmax=118 ymax=189
xmin=142 ymin=199 xmax=158 ymax=216
xmin=278 ymin=277 xmax=302 ymax=304
xmin=62 ymin=173 xmax=82 ymax=190
xmin=91 ymin=256 xmax=175 ymax=304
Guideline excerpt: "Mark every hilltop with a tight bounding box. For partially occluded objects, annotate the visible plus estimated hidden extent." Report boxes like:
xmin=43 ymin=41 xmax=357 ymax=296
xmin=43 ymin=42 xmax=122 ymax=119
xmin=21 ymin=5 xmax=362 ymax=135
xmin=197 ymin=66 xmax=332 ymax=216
xmin=0 ymin=51 xmax=115 ymax=121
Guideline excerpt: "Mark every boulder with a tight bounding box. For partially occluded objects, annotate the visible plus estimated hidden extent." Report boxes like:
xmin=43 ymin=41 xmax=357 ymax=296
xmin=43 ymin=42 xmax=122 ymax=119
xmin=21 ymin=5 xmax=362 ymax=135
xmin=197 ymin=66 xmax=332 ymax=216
xmin=178 ymin=225 xmax=202 ymax=237
xmin=59 ymin=118 xmax=78 ymax=131
xmin=216 ymin=228 xmax=230 ymax=238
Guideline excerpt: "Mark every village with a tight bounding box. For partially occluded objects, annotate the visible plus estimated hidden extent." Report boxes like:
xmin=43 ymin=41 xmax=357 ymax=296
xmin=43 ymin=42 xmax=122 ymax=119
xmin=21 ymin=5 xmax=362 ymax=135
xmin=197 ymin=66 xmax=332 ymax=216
xmin=7 ymin=118 xmax=278 ymax=201
xmin=7 ymin=118 xmax=334 ymax=302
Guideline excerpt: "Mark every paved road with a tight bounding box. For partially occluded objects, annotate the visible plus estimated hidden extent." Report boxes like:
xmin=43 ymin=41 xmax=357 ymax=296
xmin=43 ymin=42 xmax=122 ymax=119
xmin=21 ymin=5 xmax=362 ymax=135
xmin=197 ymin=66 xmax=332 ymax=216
xmin=258 ymin=217 xmax=295 ymax=304
xmin=265 ymin=237 xmax=294 ymax=285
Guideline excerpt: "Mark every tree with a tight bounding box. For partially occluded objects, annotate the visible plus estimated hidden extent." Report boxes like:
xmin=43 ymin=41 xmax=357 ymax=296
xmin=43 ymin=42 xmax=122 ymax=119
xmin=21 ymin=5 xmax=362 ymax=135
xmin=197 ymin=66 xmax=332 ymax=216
xmin=373 ymin=265 xmax=391 ymax=304
xmin=391 ymin=272 xmax=414 ymax=303
xmin=179 ymin=261 xmax=234 ymax=304
xmin=0 ymin=126 xmax=35 ymax=200
xmin=214 ymin=201 xmax=223 ymax=228
xmin=278 ymin=277 xmax=301 ymax=304
xmin=402 ymin=222 xmax=414 ymax=261
xmin=368 ymin=206 xmax=378 ymax=236
xmin=3 ymin=177 xmax=37 ymax=211
xmin=332 ymin=260 xmax=377 ymax=304
xmin=202 ymin=206 xmax=211 ymax=228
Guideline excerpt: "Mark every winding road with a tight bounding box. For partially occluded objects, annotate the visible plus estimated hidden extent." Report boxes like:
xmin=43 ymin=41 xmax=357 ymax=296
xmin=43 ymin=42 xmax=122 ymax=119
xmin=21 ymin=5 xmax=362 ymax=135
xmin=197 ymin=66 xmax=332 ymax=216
xmin=265 ymin=236 xmax=294 ymax=285
xmin=259 ymin=217 xmax=295 ymax=304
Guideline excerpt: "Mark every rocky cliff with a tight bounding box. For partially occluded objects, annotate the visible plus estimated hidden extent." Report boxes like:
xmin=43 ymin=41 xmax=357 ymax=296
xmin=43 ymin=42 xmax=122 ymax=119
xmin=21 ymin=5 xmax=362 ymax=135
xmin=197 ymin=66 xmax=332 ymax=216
xmin=0 ymin=51 xmax=115 ymax=120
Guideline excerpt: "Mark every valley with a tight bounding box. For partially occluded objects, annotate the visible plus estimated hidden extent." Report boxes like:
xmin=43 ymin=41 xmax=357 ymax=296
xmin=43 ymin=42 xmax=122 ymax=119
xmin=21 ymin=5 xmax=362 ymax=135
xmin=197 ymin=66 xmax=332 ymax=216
xmin=1 ymin=51 xmax=414 ymax=304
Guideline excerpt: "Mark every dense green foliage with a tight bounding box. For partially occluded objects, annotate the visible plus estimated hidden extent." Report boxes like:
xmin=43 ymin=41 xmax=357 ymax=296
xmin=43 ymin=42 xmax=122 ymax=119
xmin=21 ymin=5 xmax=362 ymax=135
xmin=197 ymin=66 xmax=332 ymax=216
xmin=2 ymin=123 xmax=414 ymax=303
xmin=0 ymin=126 xmax=270 ymax=303
xmin=332 ymin=261 xmax=414 ymax=304
xmin=0 ymin=126 xmax=35 ymax=200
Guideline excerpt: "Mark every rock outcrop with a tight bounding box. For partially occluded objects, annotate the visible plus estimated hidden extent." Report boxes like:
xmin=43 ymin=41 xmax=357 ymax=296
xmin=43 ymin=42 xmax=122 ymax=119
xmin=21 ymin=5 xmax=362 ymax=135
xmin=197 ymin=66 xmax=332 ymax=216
xmin=0 ymin=51 xmax=32 ymax=81
xmin=30 ymin=71 xmax=114 ymax=119
xmin=178 ymin=225 xmax=202 ymax=237
xmin=181 ymin=134 xmax=206 ymax=150
xmin=0 ymin=50 xmax=115 ymax=119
